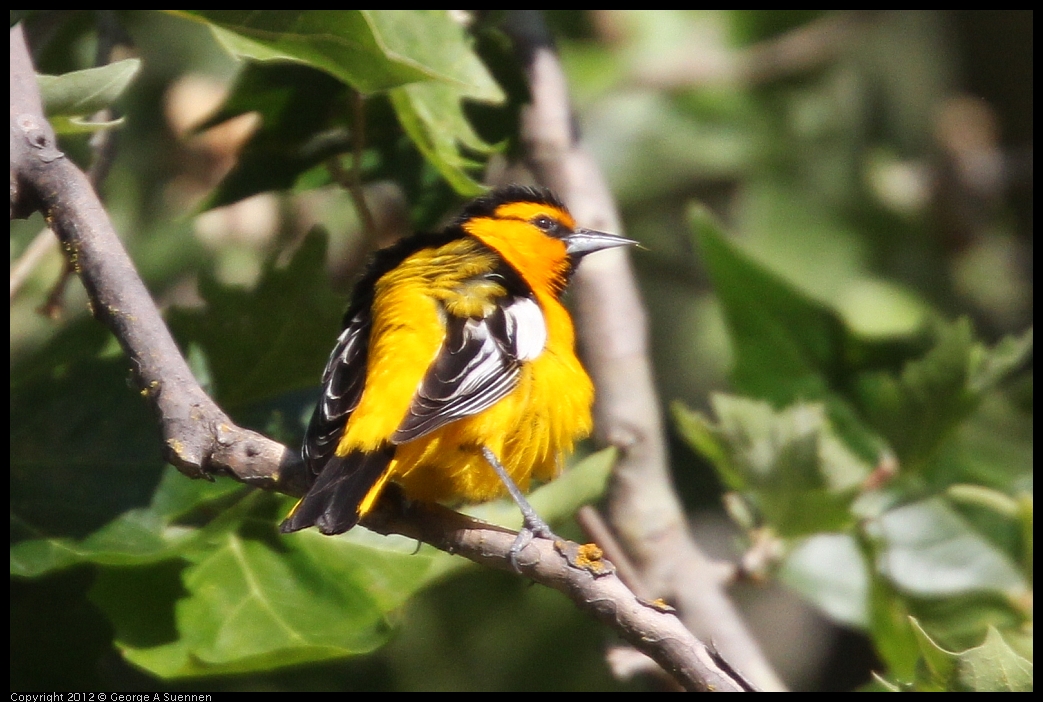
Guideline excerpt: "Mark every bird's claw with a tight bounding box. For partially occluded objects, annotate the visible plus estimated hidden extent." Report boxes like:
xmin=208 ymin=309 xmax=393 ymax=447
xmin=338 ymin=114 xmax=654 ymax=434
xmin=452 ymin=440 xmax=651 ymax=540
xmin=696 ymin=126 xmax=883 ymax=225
xmin=507 ymin=516 xmax=559 ymax=573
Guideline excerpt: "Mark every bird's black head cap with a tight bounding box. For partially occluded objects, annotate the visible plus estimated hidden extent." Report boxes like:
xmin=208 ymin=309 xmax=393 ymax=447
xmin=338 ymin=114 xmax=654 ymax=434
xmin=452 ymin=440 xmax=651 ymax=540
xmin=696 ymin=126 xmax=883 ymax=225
xmin=452 ymin=185 xmax=567 ymax=226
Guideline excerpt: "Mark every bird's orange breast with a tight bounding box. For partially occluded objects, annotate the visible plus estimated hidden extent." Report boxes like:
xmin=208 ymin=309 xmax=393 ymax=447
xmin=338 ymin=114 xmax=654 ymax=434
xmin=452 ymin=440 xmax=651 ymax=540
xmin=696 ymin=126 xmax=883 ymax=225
xmin=388 ymin=297 xmax=593 ymax=504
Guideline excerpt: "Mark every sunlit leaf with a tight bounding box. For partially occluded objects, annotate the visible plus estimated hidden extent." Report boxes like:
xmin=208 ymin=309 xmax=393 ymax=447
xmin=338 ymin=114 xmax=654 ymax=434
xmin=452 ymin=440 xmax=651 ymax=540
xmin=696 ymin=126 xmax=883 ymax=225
xmin=37 ymin=59 xmax=141 ymax=120
xmin=910 ymin=618 xmax=1032 ymax=691
xmin=104 ymin=534 xmax=396 ymax=677
xmin=390 ymin=82 xmax=492 ymax=196
xmin=957 ymin=626 xmax=1033 ymax=691
xmin=175 ymin=11 xmax=431 ymax=93
xmin=177 ymin=10 xmax=503 ymax=199
xmin=674 ymin=394 xmax=870 ymax=536
xmin=690 ymin=204 xmax=842 ymax=403
xmin=870 ymin=498 xmax=1028 ymax=597
xmin=780 ymin=532 xmax=869 ymax=627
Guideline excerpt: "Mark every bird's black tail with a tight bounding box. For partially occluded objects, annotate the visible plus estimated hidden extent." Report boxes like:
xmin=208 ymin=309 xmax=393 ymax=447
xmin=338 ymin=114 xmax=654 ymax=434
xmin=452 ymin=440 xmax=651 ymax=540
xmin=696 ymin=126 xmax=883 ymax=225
xmin=279 ymin=447 xmax=395 ymax=535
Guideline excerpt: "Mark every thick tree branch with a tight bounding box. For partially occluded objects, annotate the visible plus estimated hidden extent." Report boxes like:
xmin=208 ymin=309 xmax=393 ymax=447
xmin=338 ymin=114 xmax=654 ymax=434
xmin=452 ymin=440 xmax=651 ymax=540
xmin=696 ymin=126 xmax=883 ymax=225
xmin=364 ymin=498 xmax=745 ymax=692
xmin=11 ymin=24 xmax=301 ymax=494
xmin=504 ymin=11 xmax=786 ymax=691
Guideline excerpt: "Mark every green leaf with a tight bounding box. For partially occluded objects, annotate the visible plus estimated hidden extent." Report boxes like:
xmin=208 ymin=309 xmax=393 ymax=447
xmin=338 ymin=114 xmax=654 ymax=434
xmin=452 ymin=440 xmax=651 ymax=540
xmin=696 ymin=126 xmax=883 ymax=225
xmin=968 ymin=326 xmax=1033 ymax=394
xmin=178 ymin=11 xmax=503 ymax=99
xmin=853 ymin=323 xmax=1032 ymax=473
xmin=779 ymin=533 xmax=869 ymax=627
xmin=944 ymin=483 xmax=1029 ymax=577
xmin=731 ymin=178 xmax=870 ymax=304
xmin=957 ymin=626 xmax=1033 ymax=691
xmin=167 ymin=229 xmax=344 ymax=410
xmin=289 ymin=527 xmax=441 ymax=614
xmin=46 ymin=448 xmax=616 ymax=678
xmin=672 ymin=400 xmax=742 ymax=490
xmin=690 ymin=203 xmax=1005 ymax=471
xmin=904 ymin=591 xmax=1027 ymax=654
xmin=390 ymin=82 xmax=492 ymax=196
xmin=176 ymin=11 xmax=429 ymax=93
xmin=853 ymin=320 xmax=979 ymax=469
xmin=182 ymin=10 xmax=503 ymax=201
xmin=674 ymin=394 xmax=870 ymax=536
xmin=941 ymin=389 xmax=1034 ymax=493
xmin=37 ymin=59 xmax=141 ymax=121
xmin=911 ymin=617 xmax=958 ymax=689
xmin=689 ymin=204 xmax=843 ymax=404
xmin=362 ymin=10 xmax=503 ymax=102
xmin=870 ymin=497 xmax=1028 ymax=597
xmin=89 ymin=561 xmax=187 ymax=651
xmin=9 ymin=316 xmax=263 ymax=585
xmin=910 ymin=618 xmax=1032 ymax=691
xmin=374 ymin=13 xmax=507 ymax=195
xmin=11 ymin=467 xmax=251 ymax=577
xmin=179 ymin=536 xmax=386 ymax=665
xmin=868 ymin=576 xmax=921 ymax=680
xmin=11 ymin=509 xmax=184 ymax=577
xmin=102 ymin=534 xmax=401 ymax=677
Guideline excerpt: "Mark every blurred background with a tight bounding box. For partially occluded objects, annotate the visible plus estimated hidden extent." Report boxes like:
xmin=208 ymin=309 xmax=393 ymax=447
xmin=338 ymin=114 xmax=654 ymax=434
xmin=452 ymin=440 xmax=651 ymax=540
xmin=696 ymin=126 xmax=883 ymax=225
xmin=11 ymin=10 xmax=1032 ymax=691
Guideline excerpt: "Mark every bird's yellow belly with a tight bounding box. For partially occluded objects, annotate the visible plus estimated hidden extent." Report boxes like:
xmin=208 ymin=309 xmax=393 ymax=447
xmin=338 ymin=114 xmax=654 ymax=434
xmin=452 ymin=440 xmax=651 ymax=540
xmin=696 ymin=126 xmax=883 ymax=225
xmin=388 ymin=349 xmax=594 ymax=504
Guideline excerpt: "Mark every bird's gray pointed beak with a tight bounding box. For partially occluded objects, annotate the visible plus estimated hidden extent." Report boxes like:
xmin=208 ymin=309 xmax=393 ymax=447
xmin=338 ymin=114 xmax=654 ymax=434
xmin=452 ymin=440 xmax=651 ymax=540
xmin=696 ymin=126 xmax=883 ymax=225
xmin=563 ymin=228 xmax=638 ymax=258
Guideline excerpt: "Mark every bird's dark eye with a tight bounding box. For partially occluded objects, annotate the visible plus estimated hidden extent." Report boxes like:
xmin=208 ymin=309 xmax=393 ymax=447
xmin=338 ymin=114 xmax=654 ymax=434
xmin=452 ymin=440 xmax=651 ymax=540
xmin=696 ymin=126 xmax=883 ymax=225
xmin=532 ymin=215 xmax=556 ymax=231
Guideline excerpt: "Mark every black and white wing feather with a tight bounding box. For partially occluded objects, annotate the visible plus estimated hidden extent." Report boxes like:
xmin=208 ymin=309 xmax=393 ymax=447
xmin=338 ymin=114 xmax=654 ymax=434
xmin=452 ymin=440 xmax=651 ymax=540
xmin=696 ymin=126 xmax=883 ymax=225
xmin=302 ymin=309 xmax=371 ymax=475
xmin=392 ymin=296 xmax=547 ymax=443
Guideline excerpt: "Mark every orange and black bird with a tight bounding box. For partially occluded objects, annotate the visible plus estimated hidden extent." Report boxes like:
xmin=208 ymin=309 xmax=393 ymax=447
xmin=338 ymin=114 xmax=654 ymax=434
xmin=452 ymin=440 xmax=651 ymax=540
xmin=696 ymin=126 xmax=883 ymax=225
xmin=280 ymin=185 xmax=634 ymax=557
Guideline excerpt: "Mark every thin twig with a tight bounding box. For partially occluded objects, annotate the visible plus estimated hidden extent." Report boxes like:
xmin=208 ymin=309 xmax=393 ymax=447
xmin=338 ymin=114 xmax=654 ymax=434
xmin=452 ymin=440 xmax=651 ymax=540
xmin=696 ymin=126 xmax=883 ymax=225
xmin=349 ymin=91 xmax=376 ymax=239
xmin=326 ymin=91 xmax=377 ymax=244
xmin=37 ymin=258 xmax=73 ymax=318
xmin=10 ymin=227 xmax=57 ymax=301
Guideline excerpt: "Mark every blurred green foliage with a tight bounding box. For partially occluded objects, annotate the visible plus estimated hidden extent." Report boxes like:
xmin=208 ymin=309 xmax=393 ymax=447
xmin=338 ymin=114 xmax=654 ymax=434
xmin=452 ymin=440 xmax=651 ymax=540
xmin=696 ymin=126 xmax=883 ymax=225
xmin=11 ymin=10 xmax=1032 ymax=692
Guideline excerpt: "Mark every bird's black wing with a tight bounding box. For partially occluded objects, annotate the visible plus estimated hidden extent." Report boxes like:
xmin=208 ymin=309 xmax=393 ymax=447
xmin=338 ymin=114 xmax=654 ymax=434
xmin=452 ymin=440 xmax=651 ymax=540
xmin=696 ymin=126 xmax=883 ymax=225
xmin=392 ymin=295 xmax=547 ymax=444
xmin=298 ymin=227 xmax=465 ymax=476
xmin=301 ymin=309 xmax=371 ymax=477
xmin=282 ymin=308 xmax=386 ymax=535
